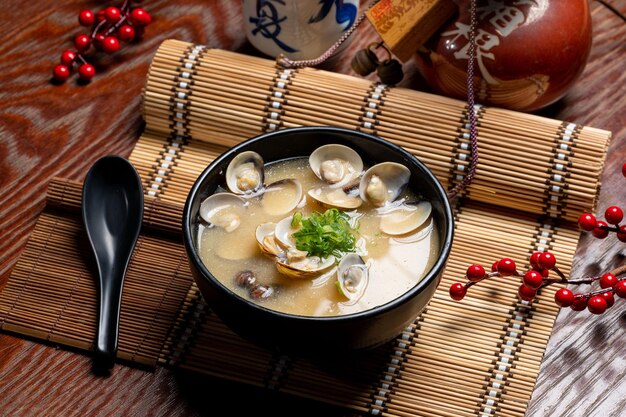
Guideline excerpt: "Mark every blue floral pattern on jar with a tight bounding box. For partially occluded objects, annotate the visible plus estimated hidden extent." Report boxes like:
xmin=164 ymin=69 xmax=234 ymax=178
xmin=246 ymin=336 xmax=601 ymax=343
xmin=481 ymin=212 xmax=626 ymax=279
xmin=249 ymin=0 xmax=357 ymax=53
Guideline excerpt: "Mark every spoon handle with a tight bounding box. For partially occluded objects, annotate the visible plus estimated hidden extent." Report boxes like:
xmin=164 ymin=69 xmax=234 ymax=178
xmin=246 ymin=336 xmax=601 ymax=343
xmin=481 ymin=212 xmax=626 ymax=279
xmin=94 ymin=264 xmax=126 ymax=370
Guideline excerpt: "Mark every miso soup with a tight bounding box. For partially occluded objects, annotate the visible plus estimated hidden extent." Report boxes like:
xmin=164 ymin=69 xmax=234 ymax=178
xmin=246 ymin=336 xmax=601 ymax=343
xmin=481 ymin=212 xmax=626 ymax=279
xmin=197 ymin=147 xmax=439 ymax=317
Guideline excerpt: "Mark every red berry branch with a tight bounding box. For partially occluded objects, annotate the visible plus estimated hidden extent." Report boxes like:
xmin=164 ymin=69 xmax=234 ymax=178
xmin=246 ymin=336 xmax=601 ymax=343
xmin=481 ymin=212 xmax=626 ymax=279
xmin=450 ymin=162 xmax=626 ymax=315
xmin=577 ymin=205 xmax=626 ymax=241
xmin=577 ymin=163 xmax=626 ymax=242
xmin=53 ymin=1 xmax=152 ymax=82
xmin=450 ymin=253 xmax=626 ymax=315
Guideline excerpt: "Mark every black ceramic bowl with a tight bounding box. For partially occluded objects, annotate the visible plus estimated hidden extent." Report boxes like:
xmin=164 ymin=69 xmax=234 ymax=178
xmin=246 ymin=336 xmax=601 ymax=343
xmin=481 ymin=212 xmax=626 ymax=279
xmin=183 ymin=127 xmax=454 ymax=354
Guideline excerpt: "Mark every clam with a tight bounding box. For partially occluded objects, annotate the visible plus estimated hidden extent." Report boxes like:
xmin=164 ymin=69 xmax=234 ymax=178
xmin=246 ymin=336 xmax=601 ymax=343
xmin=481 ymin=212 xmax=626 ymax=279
xmin=359 ymin=162 xmax=410 ymax=207
xmin=199 ymin=193 xmax=247 ymax=232
xmin=392 ymin=217 xmax=434 ymax=243
xmin=262 ymin=179 xmax=303 ymax=216
xmin=250 ymin=284 xmax=274 ymax=300
xmin=307 ymin=187 xmax=362 ymax=210
xmin=336 ymin=254 xmax=368 ymax=301
xmin=235 ymin=270 xmax=257 ymax=288
xmin=272 ymin=217 xmax=337 ymax=279
xmin=379 ymin=201 xmax=432 ymax=236
xmin=309 ymin=144 xmax=364 ymax=187
xmin=275 ymin=248 xmax=336 ymax=279
xmin=274 ymin=215 xmax=299 ymax=249
xmin=255 ymin=223 xmax=283 ymax=256
xmin=226 ymin=151 xmax=265 ymax=194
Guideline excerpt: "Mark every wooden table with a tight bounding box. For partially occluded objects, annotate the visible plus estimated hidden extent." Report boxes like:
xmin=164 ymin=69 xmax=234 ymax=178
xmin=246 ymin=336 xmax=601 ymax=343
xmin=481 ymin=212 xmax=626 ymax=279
xmin=1 ymin=1 xmax=624 ymax=415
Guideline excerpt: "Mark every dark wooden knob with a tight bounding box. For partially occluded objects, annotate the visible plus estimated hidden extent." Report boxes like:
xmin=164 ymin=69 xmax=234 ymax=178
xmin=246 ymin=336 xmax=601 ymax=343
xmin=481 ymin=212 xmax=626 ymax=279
xmin=351 ymin=48 xmax=379 ymax=76
xmin=377 ymin=59 xmax=404 ymax=85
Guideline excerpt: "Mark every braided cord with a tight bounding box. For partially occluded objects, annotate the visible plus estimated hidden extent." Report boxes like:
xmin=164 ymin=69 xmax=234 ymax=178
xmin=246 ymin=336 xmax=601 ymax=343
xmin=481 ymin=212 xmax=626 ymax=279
xmin=447 ymin=0 xmax=479 ymax=200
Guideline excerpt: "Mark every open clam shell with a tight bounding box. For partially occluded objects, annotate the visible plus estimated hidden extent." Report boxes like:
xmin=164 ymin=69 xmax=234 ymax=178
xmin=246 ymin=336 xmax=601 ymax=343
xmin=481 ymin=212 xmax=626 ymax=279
xmin=379 ymin=201 xmax=432 ymax=236
xmin=359 ymin=162 xmax=410 ymax=207
xmin=225 ymin=151 xmax=265 ymax=194
xmin=307 ymin=187 xmax=362 ymax=210
xmin=275 ymin=249 xmax=336 ymax=279
xmin=262 ymin=179 xmax=303 ymax=216
xmin=199 ymin=193 xmax=247 ymax=232
xmin=255 ymin=222 xmax=283 ymax=256
xmin=336 ymin=253 xmax=368 ymax=301
xmin=309 ymin=144 xmax=363 ymax=187
xmin=274 ymin=215 xmax=299 ymax=249
xmin=392 ymin=218 xmax=434 ymax=243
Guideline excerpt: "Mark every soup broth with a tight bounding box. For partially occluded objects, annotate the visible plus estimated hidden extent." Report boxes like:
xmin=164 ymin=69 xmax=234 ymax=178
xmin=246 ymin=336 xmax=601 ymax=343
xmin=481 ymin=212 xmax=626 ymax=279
xmin=198 ymin=157 xmax=439 ymax=317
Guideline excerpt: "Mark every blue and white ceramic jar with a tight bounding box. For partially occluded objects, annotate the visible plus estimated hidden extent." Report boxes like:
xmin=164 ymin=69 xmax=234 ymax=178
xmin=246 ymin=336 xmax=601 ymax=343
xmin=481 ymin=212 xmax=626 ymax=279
xmin=243 ymin=0 xmax=359 ymax=60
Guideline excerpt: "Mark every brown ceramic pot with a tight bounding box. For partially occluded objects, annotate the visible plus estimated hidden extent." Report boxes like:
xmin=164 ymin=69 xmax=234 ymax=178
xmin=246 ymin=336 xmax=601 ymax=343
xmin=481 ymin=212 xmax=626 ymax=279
xmin=415 ymin=0 xmax=592 ymax=111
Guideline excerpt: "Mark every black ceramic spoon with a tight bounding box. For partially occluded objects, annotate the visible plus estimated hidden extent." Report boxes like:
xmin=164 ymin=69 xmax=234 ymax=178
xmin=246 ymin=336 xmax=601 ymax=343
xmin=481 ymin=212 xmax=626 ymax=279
xmin=82 ymin=155 xmax=143 ymax=372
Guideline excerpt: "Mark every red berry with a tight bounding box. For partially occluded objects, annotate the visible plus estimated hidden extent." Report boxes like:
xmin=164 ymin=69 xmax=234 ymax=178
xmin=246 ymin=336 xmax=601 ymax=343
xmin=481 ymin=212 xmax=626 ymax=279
xmin=53 ymin=64 xmax=70 ymax=81
xmin=497 ymin=258 xmax=516 ymax=276
xmin=623 ymin=162 xmax=626 ymax=178
xmin=94 ymin=33 xmax=106 ymax=43
xmin=523 ymin=270 xmax=543 ymax=290
xmin=78 ymin=63 xmax=95 ymax=80
xmin=466 ymin=264 xmax=485 ymax=282
xmin=538 ymin=268 xmax=550 ymax=278
xmin=600 ymin=273 xmax=618 ymax=289
xmin=554 ymin=288 xmax=574 ymax=307
xmin=130 ymin=8 xmax=152 ymax=26
xmin=615 ymin=280 xmax=626 ymax=298
xmin=74 ymin=34 xmax=91 ymax=52
xmin=537 ymin=252 xmax=557 ymax=270
xmin=118 ymin=25 xmax=136 ymax=42
xmin=605 ymin=206 xmax=623 ymax=225
xmin=96 ymin=10 xmax=106 ymax=23
xmin=104 ymin=6 xmax=122 ymax=23
xmin=577 ymin=213 xmax=596 ymax=231
xmin=587 ymin=296 xmax=607 ymax=314
xmin=592 ymin=221 xmax=609 ymax=239
xmin=101 ymin=36 xmax=120 ymax=54
xmin=529 ymin=251 xmax=541 ymax=269
xmin=518 ymin=284 xmax=536 ymax=301
xmin=600 ymin=291 xmax=615 ymax=308
xmin=449 ymin=283 xmax=467 ymax=301
xmin=79 ymin=10 xmax=95 ymax=26
xmin=491 ymin=261 xmax=498 ymax=272
xmin=617 ymin=226 xmax=626 ymax=243
xmin=570 ymin=295 xmax=587 ymax=311
xmin=60 ymin=50 xmax=76 ymax=66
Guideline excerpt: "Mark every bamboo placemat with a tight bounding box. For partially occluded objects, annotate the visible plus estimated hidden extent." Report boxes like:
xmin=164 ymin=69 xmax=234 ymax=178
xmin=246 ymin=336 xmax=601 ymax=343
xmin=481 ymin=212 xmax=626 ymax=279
xmin=0 ymin=39 xmax=612 ymax=416
xmin=142 ymin=40 xmax=608 ymax=222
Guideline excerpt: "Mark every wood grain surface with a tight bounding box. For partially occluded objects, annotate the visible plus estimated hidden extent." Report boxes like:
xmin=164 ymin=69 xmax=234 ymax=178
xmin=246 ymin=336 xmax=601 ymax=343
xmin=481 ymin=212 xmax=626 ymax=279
xmin=0 ymin=1 xmax=624 ymax=416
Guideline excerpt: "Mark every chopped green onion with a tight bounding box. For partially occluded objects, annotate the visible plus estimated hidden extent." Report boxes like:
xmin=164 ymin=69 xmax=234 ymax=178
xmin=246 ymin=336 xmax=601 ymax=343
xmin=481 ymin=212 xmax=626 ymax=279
xmin=291 ymin=211 xmax=303 ymax=228
xmin=291 ymin=208 xmax=357 ymax=258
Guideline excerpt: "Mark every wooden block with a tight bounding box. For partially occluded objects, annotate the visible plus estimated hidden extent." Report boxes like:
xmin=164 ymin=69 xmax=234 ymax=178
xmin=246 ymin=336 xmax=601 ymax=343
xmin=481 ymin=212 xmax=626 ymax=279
xmin=366 ymin=0 xmax=457 ymax=62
